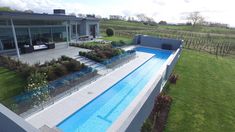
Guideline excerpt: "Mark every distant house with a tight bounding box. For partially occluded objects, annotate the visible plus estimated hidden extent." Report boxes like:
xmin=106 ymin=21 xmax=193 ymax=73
xmin=0 ymin=9 xmax=100 ymax=57
xmin=109 ymin=15 xmax=125 ymax=20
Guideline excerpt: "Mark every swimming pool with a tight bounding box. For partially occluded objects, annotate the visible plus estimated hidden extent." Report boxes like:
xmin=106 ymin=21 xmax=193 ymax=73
xmin=57 ymin=47 xmax=172 ymax=132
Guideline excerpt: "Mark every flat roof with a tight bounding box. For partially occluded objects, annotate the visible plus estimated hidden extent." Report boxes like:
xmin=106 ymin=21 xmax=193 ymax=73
xmin=0 ymin=11 xmax=99 ymax=21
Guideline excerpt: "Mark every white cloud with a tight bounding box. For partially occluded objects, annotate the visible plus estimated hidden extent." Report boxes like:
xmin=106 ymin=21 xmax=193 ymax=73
xmin=0 ymin=0 xmax=235 ymax=26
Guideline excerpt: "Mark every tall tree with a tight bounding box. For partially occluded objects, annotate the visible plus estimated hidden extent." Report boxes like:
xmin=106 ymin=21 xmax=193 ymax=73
xmin=136 ymin=14 xmax=156 ymax=25
xmin=187 ymin=11 xmax=205 ymax=26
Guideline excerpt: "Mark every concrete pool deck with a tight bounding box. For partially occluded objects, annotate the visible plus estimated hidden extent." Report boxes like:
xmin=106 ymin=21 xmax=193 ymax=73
xmin=26 ymin=51 xmax=154 ymax=129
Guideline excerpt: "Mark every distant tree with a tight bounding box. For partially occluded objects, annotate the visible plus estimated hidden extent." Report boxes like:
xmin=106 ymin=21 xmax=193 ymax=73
xmin=77 ymin=13 xmax=85 ymax=18
xmin=95 ymin=15 xmax=102 ymax=19
xmin=128 ymin=16 xmax=136 ymax=22
xmin=186 ymin=22 xmax=192 ymax=26
xmin=0 ymin=7 xmax=14 ymax=12
xmin=69 ymin=13 xmax=76 ymax=16
xmin=187 ymin=11 xmax=205 ymax=26
xmin=159 ymin=20 xmax=167 ymax=25
xmin=86 ymin=14 xmax=95 ymax=18
xmin=24 ymin=10 xmax=34 ymax=13
xmin=136 ymin=14 xmax=156 ymax=25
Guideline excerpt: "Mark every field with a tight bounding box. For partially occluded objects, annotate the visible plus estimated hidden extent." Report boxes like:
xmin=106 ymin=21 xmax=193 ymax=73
xmin=101 ymin=20 xmax=235 ymax=56
xmin=100 ymin=20 xmax=235 ymax=131
xmin=165 ymin=49 xmax=235 ymax=132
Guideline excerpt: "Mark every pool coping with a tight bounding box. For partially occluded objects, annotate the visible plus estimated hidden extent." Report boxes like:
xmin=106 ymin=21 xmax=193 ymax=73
xmin=25 ymin=49 xmax=155 ymax=129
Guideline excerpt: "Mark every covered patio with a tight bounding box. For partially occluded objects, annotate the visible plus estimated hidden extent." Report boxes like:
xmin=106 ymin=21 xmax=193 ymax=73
xmin=14 ymin=42 xmax=89 ymax=65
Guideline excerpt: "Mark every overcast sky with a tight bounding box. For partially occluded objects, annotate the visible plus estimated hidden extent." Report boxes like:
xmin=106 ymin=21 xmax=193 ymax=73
xmin=0 ymin=0 xmax=234 ymax=27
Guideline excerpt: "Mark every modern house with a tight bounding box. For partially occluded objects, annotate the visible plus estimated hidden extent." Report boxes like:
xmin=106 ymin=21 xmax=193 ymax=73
xmin=0 ymin=10 xmax=100 ymax=57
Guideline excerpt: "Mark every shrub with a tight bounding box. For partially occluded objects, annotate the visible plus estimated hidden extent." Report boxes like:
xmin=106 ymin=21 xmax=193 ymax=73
xmin=79 ymin=51 xmax=86 ymax=56
xmin=26 ymin=71 xmax=49 ymax=106
xmin=63 ymin=60 xmax=81 ymax=72
xmin=59 ymin=55 xmax=71 ymax=62
xmin=141 ymin=119 xmax=153 ymax=132
xmin=0 ymin=55 xmax=35 ymax=79
xmin=47 ymin=68 xmax=57 ymax=81
xmin=111 ymin=41 xmax=118 ymax=47
xmin=169 ymin=73 xmax=179 ymax=84
xmin=111 ymin=40 xmax=127 ymax=47
xmin=155 ymin=93 xmax=173 ymax=113
xmin=79 ymin=47 xmax=125 ymax=63
xmin=106 ymin=28 xmax=114 ymax=37
xmin=53 ymin=64 xmax=68 ymax=77
xmin=119 ymin=40 xmax=126 ymax=44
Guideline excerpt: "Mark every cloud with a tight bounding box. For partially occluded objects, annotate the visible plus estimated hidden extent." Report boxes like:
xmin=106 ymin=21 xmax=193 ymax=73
xmin=0 ymin=0 xmax=234 ymax=26
xmin=152 ymin=0 xmax=166 ymax=6
xmin=122 ymin=10 xmax=133 ymax=17
xmin=184 ymin=0 xmax=191 ymax=3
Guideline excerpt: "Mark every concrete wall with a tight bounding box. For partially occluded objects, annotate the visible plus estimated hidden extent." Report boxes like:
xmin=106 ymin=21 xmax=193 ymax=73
xmin=125 ymin=76 xmax=163 ymax=132
xmin=125 ymin=48 xmax=182 ymax=132
xmin=80 ymin=20 xmax=100 ymax=37
xmin=0 ymin=104 xmax=39 ymax=132
xmin=133 ymin=35 xmax=183 ymax=50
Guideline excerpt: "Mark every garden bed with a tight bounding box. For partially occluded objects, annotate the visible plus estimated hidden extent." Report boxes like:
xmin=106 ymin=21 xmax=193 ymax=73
xmin=0 ymin=55 xmax=99 ymax=115
xmin=70 ymin=39 xmax=132 ymax=49
xmin=79 ymin=46 xmax=125 ymax=62
xmin=13 ymin=67 xmax=98 ymax=116
xmin=141 ymin=93 xmax=172 ymax=132
xmin=70 ymin=42 xmax=110 ymax=50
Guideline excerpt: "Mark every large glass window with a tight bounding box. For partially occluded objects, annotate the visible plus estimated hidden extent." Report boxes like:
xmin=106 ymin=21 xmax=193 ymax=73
xmin=52 ymin=26 xmax=67 ymax=42
xmin=71 ymin=24 xmax=80 ymax=39
xmin=40 ymin=27 xmax=52 ymax=42
xmin=72 ymin=24 xmax=80 ymax=35
xmin=31 ymin=27 xmax=52 ymax=44
xmin=0 ymin=19 xmax=10 ymax=26
xmin=0 ymin=28 xmax=15 ymax=50
xmin=89 ymin=24 xmax=96 ymax=38
xmin=15 ymin=28 xmax=30 ymax=48
xmin=14 ymin=20 xmax=30 ymax=26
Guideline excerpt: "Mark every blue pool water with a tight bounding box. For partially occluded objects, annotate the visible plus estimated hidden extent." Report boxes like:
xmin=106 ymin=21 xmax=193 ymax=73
xmin=57 ymin=47 xmax=172 ymax=132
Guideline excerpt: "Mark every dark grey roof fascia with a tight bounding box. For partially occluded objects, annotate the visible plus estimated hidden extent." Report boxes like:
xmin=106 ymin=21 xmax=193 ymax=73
xmin=82 ymin=17 xmax=100 ymax=21
xmin=0 ymin=11 xmax=99 ymax=21
xmin=0 ymin=104 xmax=39 ymax=132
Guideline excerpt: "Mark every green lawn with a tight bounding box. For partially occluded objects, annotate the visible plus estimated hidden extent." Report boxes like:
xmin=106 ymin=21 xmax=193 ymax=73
xmin=0 ymin=67 xmax=26 ymax=101
xmin=165 ymin=50 xmax=235 ymax=132
xmin=102 ymin=34 xmax=133 ymax=44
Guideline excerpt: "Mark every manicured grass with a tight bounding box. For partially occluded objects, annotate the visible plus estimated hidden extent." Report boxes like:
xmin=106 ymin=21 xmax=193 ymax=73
xmin=0 ymin=67 xmax=26 ymax=101
xmin=165 ymin=50 xmax=235 ymax=132
xmin=102 ymin=35 xmax=133 ymax=44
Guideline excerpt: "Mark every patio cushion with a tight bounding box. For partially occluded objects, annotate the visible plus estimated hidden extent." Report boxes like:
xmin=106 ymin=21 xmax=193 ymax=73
xmin=33 ymin=44 xmax=48 ymax=50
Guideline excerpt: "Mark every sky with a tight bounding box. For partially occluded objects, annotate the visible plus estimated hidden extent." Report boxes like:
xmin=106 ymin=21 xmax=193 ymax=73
xmin=0 ymin=0 xmax=234 ymax=27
